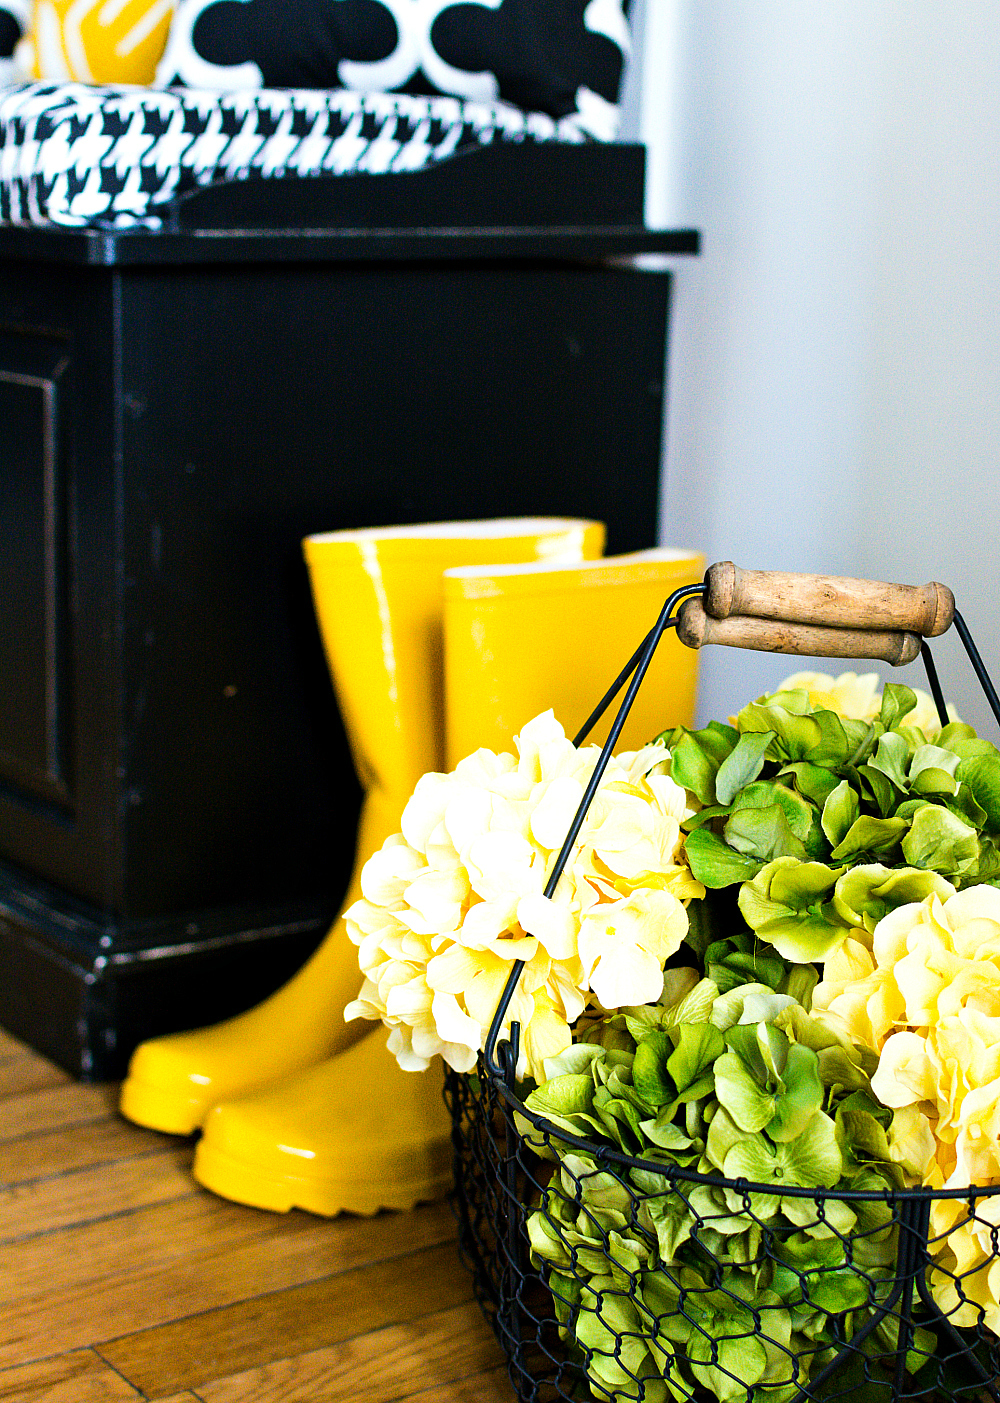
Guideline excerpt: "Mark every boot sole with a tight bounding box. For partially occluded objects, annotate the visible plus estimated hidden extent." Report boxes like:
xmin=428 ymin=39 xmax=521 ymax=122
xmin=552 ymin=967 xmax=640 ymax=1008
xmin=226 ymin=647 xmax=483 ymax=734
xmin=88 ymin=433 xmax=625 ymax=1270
xmin=192 ymin=1139 xmax=453 ymax=1217
xmin=119 ymin=1074 xmax=208 ymax=1136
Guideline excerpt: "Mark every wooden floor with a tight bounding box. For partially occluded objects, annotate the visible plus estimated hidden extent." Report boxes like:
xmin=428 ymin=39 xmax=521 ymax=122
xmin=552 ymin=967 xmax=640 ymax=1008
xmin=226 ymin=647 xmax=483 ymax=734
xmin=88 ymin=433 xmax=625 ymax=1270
xmin=0 ymin=1025 xmax=510 ymax=1403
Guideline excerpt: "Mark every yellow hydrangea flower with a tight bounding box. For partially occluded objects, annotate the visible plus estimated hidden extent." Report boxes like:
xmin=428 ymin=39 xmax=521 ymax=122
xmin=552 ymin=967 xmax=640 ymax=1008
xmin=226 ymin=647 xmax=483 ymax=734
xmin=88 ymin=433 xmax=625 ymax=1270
xmin=778 ymin=669 xmax=884 ymax=721
xmin=814 ymin=886 xmax=1000 ymax=1328
xmin=343 ymin=711 xmax=704 ymax=1082
xmin=776 ymin=669 xmax=957 ymax=734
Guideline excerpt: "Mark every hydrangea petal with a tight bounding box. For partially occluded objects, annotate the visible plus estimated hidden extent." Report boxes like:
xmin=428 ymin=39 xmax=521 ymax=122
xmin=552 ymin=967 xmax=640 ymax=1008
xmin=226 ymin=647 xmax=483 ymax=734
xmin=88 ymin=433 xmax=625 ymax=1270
xmin=870 ymin=1031 xmax=938 ymax=1108
xmin=386 ymin=1024 xmax=434 ymax=1071
xmin=430 ymin=990 xmax=482 ymax=1051
xmin=402 ymin=867 xmax=469 ymax=933
xmin=384 ymin=974 xmax=434 ymax=1023
xmin=426 ymin=942 xmax=489 ymax=996
xmin=466 ymin=830 xmax=540 ymax=902
xmin=521 ymin=993 xmax=572 ymax=1082
xmin=547 ymin=959 xmax=588 ymax=1024
xmin=517 ymin=893 xmax=578 ymax=959
xmin=345 ymin=709 xmax=700 ymax=1074
xmin=401 ymin=772 xmax=453 ymax=852
xmin=583 ymin=936 xmax=665 ymax=1008
xmin=453 ymin=747 xmax=517 ymax=785
xmin=888 ymin=1105 xmax=937 ymax=1178
xmin=944 ymin=884 xmax=1000 ymax=929
xmin=529 ymin=775 xmax=586 ymax=850
xmin=360 ymin=836 xmax=427 ymax=904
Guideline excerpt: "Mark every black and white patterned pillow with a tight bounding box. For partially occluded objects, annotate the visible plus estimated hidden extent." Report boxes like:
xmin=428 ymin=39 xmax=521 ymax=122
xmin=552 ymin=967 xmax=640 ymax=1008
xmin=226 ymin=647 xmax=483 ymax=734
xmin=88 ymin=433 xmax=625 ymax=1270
xmin=156 ymin=0 xmax=631 ymax=139
xmin=0 ymin=0 xmax=28 ymax=86
xmin=0 ymin=82 xmax=580 ymax=229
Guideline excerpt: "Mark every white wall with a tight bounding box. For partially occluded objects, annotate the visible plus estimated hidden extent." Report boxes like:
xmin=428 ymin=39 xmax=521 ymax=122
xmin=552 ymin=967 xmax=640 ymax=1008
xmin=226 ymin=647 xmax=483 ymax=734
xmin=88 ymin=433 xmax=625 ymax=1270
xmin=631 ymin=1 xmax=1000 ymax=738
xmin=856 ymin=5 xmax=1000 ymax=739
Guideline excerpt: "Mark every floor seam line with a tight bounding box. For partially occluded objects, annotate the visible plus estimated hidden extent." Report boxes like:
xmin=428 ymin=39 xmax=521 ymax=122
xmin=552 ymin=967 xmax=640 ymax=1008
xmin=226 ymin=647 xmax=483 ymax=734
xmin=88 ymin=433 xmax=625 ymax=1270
xmin=90 ymin=1344 xmax=150 ymax=1399
xmin=90 ymin=1241 xmax=468 ymax=1351
xmin=2 ymin=1142 xmax=194 ymax=1191
xmin=0 ymin=1189 xmax=201 ymax=1246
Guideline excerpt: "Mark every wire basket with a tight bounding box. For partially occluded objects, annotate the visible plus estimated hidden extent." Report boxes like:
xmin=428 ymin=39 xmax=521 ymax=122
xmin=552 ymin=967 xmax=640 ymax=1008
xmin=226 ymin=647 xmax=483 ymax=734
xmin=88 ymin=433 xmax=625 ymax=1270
xmin=446 ymin=567 xmax=1000 ymax=1403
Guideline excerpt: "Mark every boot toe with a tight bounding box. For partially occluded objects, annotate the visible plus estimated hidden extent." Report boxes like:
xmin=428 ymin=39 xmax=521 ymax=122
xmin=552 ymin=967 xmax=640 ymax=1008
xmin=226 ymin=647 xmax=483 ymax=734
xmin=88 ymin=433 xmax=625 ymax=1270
xmin=119 ymin=1031 xmax=225 ymax=1134
xmin=192 ymin=1037 xmax=453 ymax=1217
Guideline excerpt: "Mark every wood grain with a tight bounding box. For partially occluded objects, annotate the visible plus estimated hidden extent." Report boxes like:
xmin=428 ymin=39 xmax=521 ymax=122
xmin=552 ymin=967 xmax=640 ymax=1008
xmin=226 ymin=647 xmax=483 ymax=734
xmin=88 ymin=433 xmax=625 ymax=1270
xmin=195 ymin=1300 xmax=504 ymax=1403
xmin=0 ymin=1027 xmax=512 ymax=1403
xmin=402 ymin=1370 xmax=512 ymax=1403
xmin=0 ymin=1198 xmax=457 ymax=1363
xmin=703 ymin=561 xmax=955 ymax=636
xmin=97 ymin=1240 xmax=475 ymax=1397
xmin=0 ymin=1347 xmax=142 ymax=1401
xmin=0 ymin=1145 xmax=196 ymax=1246
xmin=0 ymin=1192 xmax=273 ymax=1305
xmin=0 ymin=1082 xmax=119 ymax=1142
xmin=0 ymin=1028 xmax=28 ymax=1061
xmin=676 ymin=599 xmax=922 ymax=666
xmin=2 ymin=1118 xmax=179 ymax=1186
xmin=0 ymin=1055 xmax=70 ymax=1102
xmin=0 ymin=1190 xmax=449 ymax=1305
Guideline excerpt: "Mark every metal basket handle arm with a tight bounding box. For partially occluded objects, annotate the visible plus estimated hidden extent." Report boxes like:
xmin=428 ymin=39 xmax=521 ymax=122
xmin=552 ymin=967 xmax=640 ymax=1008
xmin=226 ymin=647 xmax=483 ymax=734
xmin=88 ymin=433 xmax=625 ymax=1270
xmin=483 ymin=566 xmax=998 ymax=1086
xmin=482 ymin=580 xmax=704 ymax=1079
xmin=483 ymin=581 xmax=920 ymax=1080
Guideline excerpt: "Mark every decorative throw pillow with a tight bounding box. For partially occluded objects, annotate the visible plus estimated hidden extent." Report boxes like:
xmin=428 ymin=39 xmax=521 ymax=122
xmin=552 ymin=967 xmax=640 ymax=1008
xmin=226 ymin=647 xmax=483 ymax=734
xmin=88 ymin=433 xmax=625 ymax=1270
xmin=20 ymin=0 xmax=174 ymax=84
xmin=156 ymin=0 xmax=631 ymax=139
xmin=0 ymin=0 xmax=29 ymax=83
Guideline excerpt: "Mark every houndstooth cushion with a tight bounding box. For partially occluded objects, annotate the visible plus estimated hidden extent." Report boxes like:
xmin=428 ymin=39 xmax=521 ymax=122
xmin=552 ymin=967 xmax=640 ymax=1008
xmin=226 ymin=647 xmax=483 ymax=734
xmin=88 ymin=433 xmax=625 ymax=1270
xmin=0 ymin=80 xmax=588 ymax=229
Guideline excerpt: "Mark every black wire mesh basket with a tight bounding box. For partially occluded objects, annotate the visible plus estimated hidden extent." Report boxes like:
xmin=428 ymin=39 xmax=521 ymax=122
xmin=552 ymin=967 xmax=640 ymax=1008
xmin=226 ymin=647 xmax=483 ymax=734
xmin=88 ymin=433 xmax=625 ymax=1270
xmin=445 ymin=565 xmax=1000 ymax=1403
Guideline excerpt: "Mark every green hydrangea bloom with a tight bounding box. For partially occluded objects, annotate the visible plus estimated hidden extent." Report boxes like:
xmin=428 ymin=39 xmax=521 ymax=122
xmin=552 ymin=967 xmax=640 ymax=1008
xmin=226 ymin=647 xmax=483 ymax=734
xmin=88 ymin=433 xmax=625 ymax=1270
xmin=523 ymin=975 xmax=924 ymax=1403
xmin=671 ymin=685 xmax=1000 ymax=907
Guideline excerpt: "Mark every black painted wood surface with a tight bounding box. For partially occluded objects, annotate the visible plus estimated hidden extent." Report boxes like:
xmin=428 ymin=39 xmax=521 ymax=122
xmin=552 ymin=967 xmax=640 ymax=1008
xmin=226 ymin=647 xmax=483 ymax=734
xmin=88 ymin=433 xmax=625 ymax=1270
xmin=0 ymin=142 xmax=693 ymax=1077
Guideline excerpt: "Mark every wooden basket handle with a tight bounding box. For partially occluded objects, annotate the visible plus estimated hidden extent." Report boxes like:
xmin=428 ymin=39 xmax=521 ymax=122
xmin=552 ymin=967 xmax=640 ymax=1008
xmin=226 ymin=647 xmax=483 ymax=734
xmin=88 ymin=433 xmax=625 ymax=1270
xmin=704 ymin=562 xmax=954 ymax=637
xmin=677 ymin=599 xmax=922 ymax=666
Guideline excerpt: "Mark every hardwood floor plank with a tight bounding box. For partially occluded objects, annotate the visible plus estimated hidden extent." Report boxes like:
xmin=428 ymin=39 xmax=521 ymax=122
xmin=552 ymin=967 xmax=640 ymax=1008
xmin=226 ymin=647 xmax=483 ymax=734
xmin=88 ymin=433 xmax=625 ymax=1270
xmin=0 ymin=1036 xmax=496 ymax=1403
xmin=0 ymin=1191 xmax=454 ymax=1306
xmin=194 ymin=1300 xmax=503 ymax=1403
xmin=0 ymin=1057 xmax=70 ymax=1102
xmin=402 ymin=1367 xmax=512 ymax=1403
xmin=2 ymin=1119 xmax=179 ymax=1186
xmin=0 ymin=1347 xmax=143 ymax=1401
xmin=0 ymin=1083 xmax=119 ymax=1142
xmin=0 ymin=1195 xmax=269 ymax=1305
xmin=98 ymin=1238 xmax=474 ymax=1398
xmin=0 ymin=1145 xmax=196 ymax=1244
xmin=0 ymin=1197 xmax=457 ymax=1366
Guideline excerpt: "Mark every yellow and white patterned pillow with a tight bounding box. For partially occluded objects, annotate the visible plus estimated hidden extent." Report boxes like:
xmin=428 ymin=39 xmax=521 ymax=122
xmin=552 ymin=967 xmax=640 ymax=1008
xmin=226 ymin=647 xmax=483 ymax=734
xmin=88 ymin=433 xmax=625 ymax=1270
xmin=19 ymin=0 xmax=174 ymax=85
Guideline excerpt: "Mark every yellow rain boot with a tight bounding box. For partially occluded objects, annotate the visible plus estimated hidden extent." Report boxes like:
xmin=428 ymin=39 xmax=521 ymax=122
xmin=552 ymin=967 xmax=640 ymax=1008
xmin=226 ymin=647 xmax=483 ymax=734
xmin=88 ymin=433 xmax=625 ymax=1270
xmin=443 ymin=548 xmax=705 ymax=766
xmin=190 ymin=544 xmax=702 ymax=1219
xmin=120 ymin=518 xmax=604 ymax=1135
xmin=192 ymin=1028 xmax=454 ymax=1216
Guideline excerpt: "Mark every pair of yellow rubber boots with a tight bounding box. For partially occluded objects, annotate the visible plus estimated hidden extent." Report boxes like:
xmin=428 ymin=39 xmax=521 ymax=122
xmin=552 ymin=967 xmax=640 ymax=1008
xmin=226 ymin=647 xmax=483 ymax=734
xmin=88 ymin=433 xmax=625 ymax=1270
xmin=119 ymin=519 xmax=703 ymax=1217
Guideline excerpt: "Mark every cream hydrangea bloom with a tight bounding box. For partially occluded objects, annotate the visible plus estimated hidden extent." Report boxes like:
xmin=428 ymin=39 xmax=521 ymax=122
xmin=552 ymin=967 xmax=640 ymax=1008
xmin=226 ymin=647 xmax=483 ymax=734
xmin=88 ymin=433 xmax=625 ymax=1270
xmin=778 ymin=670 xmax=884 ymax=722
xmin=776 ymin=669 xmax=957 ymax=734
xmin=344 ymin=711 xmax=703 ymax=1081
xmin=814 ymin=886 xmax=1000 ymax=1329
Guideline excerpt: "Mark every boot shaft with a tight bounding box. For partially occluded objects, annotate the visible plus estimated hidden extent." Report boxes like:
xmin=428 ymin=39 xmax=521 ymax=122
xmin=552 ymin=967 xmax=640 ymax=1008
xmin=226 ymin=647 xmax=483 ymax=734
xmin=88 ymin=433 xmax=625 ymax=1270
xmin=303 ymin=518 xmax=605 ymax=801
xmin=443 ymin=548 xmax=704 ymax=767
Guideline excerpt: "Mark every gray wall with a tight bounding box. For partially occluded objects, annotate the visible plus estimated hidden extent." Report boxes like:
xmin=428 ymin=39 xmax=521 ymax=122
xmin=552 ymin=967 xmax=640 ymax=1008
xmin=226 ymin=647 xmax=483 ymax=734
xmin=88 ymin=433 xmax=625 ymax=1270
xmin=626 ymin=2 xmax=1000 ymax=737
